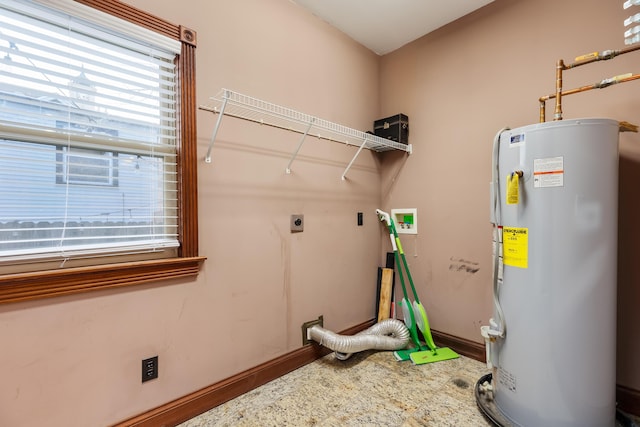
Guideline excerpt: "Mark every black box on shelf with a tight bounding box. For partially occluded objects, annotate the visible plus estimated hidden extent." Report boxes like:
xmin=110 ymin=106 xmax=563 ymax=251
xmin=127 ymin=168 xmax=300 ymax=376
xmin=374 ymin=114 xmax=409 ymax=144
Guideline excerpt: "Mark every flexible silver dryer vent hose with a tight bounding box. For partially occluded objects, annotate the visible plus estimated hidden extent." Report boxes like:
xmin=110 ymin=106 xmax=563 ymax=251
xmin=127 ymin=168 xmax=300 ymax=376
xmin=308 ymin=318 xmax=410 ymax=361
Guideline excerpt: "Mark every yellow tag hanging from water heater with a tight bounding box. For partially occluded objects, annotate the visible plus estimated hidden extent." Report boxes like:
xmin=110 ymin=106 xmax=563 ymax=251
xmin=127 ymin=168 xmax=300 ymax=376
xmin=506 ymin=173 xmax=519 ymax=205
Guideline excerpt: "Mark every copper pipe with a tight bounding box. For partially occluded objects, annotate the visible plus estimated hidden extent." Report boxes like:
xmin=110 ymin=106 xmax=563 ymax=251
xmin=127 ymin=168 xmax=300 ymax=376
xmin=554 ymin=59 xmax=566 ymax=121
xmin=539 ymin=73 xmax=640 ymax=122
xmin=546 ymin=73 xmax=640 ymax=99
xmin=540 ymin=45 xmax=640 ymax=122
xmin=565 ymin=44 xmax=640 ymax=69
xmin=620 ymin=121 xmax=639 ymax=133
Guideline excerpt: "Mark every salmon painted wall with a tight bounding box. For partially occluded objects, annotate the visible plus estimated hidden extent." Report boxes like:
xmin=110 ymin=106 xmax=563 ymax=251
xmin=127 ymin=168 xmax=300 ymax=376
xmin=1 ymin=1 xmax=639 ymax=426
xmin=0 ymin=1 xmax=385 ymax=426
xmin=379 ymin=0 xmax=640 ymax=390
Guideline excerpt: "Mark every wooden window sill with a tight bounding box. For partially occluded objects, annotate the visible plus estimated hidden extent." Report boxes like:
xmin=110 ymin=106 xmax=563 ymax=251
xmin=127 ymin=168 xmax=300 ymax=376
xmin=0 ymin=256 xmax=206 ymax=304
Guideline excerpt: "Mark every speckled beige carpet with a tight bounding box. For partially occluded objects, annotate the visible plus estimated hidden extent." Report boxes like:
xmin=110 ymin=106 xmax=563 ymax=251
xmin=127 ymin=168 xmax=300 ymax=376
xmin=179 ymin=350 xmax=492 ymax=426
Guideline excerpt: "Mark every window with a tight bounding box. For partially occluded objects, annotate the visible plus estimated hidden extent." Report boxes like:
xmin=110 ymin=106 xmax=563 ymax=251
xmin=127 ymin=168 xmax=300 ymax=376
xmin=55 ymin=147 xmax=119 ymax=187
xmin=0 ymin=0 xmax=202 ymax=303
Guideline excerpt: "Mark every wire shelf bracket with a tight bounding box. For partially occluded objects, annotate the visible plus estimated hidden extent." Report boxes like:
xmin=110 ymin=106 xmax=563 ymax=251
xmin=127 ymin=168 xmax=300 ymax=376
xmin=199 ymin=88 xmax=412 ymax=178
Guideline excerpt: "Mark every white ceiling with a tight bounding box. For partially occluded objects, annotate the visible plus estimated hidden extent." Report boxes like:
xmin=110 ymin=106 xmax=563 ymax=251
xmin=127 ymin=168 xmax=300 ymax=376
xmin=292 ymin=0 xmax=494 ymax=55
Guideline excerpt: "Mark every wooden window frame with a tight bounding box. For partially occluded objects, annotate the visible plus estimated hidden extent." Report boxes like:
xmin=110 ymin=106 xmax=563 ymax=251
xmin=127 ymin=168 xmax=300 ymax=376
xmin=0 ymin=0 xmax=204 ymax=304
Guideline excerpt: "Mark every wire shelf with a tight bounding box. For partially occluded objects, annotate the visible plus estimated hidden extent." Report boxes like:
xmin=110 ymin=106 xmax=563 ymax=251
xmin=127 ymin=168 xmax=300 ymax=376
xmin=200 ymin=89 xmax=411 ymax=178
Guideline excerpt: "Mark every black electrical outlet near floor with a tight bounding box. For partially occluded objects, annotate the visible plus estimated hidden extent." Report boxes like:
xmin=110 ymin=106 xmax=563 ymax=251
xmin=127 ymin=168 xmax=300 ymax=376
xmin=142 ymin=356 xmax=158 ymax=383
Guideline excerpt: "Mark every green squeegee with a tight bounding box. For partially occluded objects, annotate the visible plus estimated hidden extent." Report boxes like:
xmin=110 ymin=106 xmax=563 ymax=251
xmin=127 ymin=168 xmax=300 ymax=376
xmin=377 ymin=209 xmax=459 ymax=365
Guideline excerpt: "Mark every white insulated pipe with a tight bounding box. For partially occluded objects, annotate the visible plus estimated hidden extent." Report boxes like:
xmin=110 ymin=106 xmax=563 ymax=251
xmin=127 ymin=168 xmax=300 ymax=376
xmin=308 ymin=318 xmax=410 ymax=360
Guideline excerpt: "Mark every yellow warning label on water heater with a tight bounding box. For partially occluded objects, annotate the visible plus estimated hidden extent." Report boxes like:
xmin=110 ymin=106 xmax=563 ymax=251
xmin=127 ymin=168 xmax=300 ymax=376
xmin=502 ymin=227 xmax=528 ymax=269
xmin=506 ymin=174 xmax=519 ymax=205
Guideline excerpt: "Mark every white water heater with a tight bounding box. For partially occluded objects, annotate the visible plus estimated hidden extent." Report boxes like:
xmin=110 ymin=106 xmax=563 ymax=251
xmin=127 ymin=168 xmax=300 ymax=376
xmin=485 ymin=118 xmax=620 ymax=427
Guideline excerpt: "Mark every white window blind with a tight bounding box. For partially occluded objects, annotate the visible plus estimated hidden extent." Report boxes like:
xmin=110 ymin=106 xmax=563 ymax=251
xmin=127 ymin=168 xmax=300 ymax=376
xmin=0 ymin=0 xmax=180 ymax=262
